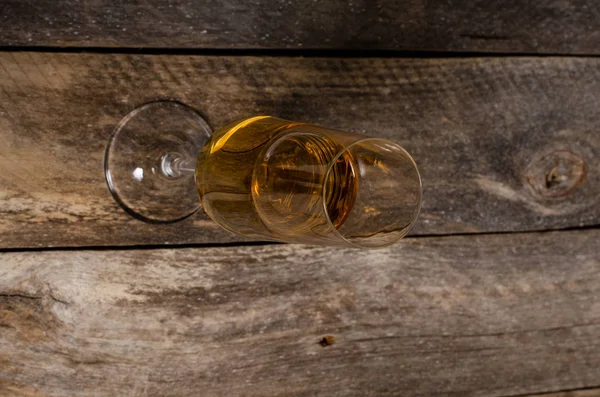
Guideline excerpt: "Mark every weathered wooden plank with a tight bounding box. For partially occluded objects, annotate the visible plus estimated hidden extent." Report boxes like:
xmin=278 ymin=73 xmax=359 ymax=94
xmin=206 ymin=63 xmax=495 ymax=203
xmin=1 ymin=229 xmax=599 ymax=396
xmin=0 ymin=53 xmax=598 ymax=248
xmin=2 ymin=0 xmax=600 ymax=54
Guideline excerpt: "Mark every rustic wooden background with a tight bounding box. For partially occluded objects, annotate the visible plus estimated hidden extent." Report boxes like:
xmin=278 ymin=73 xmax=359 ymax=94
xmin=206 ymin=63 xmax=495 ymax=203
xmin=1 ymin=1 xmax=599 ymax=396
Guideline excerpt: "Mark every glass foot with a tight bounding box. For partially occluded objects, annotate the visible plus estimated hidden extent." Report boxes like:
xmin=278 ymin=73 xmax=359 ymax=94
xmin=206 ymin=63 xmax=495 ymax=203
xmin=104 ymin=101 xmax=212 ymax=223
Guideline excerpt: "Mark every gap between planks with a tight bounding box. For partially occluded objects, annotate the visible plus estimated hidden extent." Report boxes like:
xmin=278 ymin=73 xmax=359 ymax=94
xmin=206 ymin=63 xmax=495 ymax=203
xmin=0 ymin=224 xmax=597 ymax=254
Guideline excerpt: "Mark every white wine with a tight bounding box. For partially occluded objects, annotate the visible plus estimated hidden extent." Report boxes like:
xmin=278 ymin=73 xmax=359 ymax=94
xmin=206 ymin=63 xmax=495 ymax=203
xmin=196 ymin=116 xmax=358 ymax=241
xmin=253 ymin=131 xmax=358 ymax=231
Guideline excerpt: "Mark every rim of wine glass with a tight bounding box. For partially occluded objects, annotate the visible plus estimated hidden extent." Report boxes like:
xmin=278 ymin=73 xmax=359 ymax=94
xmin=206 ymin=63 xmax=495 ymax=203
xmin=322 ymin=138 xmax=423 ymax=249
xmin=104 ymin=100 xmax=212 ymax=224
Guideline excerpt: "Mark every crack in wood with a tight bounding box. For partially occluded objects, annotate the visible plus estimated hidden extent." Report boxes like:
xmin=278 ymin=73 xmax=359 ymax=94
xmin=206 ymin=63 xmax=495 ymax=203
xmin=0 ymin=289 xmax=71 ymax=305
xmin=0 ymin=292 xmax=42 ymax=301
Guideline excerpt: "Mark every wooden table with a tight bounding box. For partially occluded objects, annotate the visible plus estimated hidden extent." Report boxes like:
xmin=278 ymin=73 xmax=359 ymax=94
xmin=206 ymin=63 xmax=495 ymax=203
xmin=1 ymin=1 xmax=599 ymax=396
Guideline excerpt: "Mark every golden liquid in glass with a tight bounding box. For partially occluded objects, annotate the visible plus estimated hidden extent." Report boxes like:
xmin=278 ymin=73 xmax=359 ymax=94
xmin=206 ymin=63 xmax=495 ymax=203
xmin=196 ymin=116 xmax=357 ymax=240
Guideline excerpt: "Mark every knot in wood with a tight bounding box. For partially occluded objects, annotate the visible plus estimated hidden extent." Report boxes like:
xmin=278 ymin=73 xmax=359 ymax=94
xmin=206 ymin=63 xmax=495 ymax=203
xmin=525 ymin=150 xmax=587 ymax=198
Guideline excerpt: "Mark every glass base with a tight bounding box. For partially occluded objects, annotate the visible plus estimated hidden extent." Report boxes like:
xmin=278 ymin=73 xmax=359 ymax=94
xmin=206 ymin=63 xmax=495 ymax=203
xmin=104 ymin=101 xmax=212 ymax=223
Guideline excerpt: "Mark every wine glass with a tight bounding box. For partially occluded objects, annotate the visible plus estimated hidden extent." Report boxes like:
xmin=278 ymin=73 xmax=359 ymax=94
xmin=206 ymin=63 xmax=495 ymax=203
xmin=104 ymin=101 xmax=422 ymax=248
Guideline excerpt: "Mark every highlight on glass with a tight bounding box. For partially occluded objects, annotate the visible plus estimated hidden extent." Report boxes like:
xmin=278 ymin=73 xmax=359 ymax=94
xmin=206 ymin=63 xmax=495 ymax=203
xmin=104 ymin=101 xmax=422 ymax=248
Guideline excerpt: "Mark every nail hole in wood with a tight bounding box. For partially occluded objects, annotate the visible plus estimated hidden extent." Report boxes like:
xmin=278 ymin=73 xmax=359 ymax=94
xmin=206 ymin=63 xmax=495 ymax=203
xmin=319 ymin=335 xmax=336 ymax=347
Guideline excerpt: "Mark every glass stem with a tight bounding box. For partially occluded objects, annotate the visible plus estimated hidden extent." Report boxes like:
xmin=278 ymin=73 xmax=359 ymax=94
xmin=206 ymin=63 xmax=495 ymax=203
xmin=160 ymin=152 xmax=196 ymax=178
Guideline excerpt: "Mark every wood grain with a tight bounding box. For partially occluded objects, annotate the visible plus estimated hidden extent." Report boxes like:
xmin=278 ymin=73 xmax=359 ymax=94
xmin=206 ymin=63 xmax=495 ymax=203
xmin=524 ymin=390 xmax=600 ymax=397
xmin=1 ymin=229 xmax=599 ymax=396
xmin=1 ymin=53 xmax=599 ymax=248
xmin=2 ymin=0 xmax=600 ymax=54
